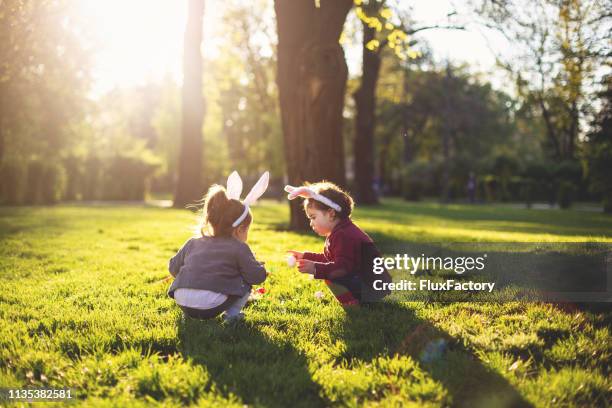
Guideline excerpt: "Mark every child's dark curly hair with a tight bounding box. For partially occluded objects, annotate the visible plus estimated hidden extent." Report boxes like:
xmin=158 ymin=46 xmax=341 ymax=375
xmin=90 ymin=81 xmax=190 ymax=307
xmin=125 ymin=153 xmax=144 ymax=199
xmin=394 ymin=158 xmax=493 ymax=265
xmin=302 ymin=181 xmax=354 ymax=219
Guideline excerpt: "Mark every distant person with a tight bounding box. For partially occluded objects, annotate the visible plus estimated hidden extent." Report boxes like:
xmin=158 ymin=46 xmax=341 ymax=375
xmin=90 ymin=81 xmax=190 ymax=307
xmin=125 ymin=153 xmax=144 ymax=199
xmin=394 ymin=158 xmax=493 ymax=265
xmin=167 ymin=171 xmax=268 ymax=323
xmin=467 ymin=171 xmax=477 ymax=204
xmin=285 ymin=182 xmax=391 ymax=306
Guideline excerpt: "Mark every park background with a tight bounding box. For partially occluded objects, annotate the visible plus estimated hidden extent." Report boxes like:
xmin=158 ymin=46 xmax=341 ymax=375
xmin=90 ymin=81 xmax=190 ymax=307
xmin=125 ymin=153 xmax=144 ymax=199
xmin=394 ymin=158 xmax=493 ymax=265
xmin=1 ymin=0 xmax=610 ymax=218
xmin=1 ymin=0 xmax=611 ymax=406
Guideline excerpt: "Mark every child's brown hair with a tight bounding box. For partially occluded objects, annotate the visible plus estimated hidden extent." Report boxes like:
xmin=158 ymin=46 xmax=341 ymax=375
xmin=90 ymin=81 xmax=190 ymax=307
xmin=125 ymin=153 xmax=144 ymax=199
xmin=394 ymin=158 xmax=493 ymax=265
xmin=303 ymin=181 xmax=354 ymax=219
xmin=199 ymin=185 xmax=251 ymax=237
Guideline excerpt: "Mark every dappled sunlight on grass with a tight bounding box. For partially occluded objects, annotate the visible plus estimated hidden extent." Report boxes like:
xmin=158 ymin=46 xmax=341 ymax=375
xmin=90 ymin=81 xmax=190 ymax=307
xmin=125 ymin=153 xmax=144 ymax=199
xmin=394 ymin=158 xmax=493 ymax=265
xmin=0 ymin=201 xmax=609 ymax=406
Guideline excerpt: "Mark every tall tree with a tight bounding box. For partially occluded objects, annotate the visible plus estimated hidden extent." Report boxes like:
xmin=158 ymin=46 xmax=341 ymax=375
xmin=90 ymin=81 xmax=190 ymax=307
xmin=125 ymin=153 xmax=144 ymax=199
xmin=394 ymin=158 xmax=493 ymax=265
xmin=353 ymin=1 xmax=385 ymax=204
xmin=174 ymin=0 xmax=205 ymax=208
xmin=352 ymin=1 xmax=461 ymax=204
xmin=274 ymin=0 xmax=353 ymax=229
xmin=0 ymin=0 xmax=90 ymax=204
xmin=375 ymin=64 xmax=518 ymax=198
xmin=0 ymin=0 xmax=89 ymax=162
xmin=215 ymin=0 xmax=283 ymax=181
xmin=474 ymin=0 xmax=610 ymax=160
xmin=585 ymin=76 xmax=612 ymax=213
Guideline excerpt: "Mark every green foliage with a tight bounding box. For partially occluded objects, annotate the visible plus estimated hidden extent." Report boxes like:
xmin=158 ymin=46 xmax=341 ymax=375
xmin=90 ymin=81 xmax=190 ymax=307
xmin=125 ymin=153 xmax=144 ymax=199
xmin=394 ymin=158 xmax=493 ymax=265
xmin=0 ymin=0 xmax=91 ymax=163
xmin=585 ymin=78 xmax=612 ymax=213
xmin=475 ymin=0 xmax=609 ymax=161
xmin=0 ymin=159 xmax=26 ymax=205
xmin=353 ymin=0 xmax=417 ymax=61
xmin=480 ymin=157 xmax=585 ymax=207
xmin=490 ymin=153 xmax=520 ymax=202
xmin=82 ymin=156 xmax=102 ymax=201
xmin=41 ymin=161 xmax=68 ymax=205
xmin=206 ymin=0 xmax=284 ymax=183
xmin=376 ymin=64 xmax=525 ymax=200
xmin=552 ymin=160 xmax=582 ymax=186
xmin=0 ymin=152 xmax=159 ymax=204
xmin=401 ymin=159 xmax=440 ymax=201
xmin=557 ymin=181 xmax=577 ymax=210
xmin=520 ymin=162 xmax=552 ymax=207
xmin=62 ymin=155 xmax=83 ymax=201
xmin=101 ymin=155 xmax=160 ymax=201
xmin=22 ymin=159 xmax=67 ymax=205
xmin=23 ymin=161 xmax=46 ymax=205
xmin=0 ymin=0 xmax=93 ymax=206
xmin=551 ymin=160 xmax=583 ymax=209
xmin=0 ymin=201 xmax=610 ymax=406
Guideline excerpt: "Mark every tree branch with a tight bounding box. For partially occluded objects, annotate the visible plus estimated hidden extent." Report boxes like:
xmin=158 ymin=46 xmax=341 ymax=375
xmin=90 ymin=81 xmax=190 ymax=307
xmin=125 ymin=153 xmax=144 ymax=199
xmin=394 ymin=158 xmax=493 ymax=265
xmin=407 ymin=24 xmax=466 ymax=34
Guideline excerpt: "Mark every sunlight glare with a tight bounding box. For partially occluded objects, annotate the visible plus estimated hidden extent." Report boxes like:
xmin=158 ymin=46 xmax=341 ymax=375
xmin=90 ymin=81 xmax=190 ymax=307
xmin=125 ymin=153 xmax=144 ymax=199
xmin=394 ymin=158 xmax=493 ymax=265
xmin=75 ymin=0 xmax=187 ymax=96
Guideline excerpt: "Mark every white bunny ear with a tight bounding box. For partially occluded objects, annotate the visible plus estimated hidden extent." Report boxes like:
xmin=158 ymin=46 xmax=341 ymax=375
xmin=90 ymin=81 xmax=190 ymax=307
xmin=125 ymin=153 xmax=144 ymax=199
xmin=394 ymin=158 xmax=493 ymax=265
xmin=285 ymin=186 xmax=315 ymax=200
xmin=226 ymin=171 xmax=243 ymax=200
xmin=284 ymin=185 xmax=342 ymax=212
xmin=284 ymin=185 xmax=296 ymax=199
xmin=243 ymin=171 xmax=270 ymax=205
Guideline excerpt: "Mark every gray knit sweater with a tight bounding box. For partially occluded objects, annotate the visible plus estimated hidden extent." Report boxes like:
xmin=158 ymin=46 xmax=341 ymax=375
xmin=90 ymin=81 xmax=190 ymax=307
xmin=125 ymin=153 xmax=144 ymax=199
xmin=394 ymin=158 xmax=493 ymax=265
xmin=167 ymin=237 xmax=266 ymax=298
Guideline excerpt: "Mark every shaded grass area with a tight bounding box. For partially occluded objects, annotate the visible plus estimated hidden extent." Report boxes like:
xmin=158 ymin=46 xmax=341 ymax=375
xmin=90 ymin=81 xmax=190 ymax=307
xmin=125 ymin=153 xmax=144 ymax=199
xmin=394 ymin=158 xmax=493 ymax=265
xmin=0 ymin=200 xmax=610 ymax=407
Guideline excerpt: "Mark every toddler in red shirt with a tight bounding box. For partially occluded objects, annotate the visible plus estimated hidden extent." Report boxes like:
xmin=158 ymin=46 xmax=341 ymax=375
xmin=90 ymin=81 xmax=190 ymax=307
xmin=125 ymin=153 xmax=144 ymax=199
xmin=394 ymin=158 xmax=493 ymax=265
xmin=286 ymin=182 xmax=390 ymax=306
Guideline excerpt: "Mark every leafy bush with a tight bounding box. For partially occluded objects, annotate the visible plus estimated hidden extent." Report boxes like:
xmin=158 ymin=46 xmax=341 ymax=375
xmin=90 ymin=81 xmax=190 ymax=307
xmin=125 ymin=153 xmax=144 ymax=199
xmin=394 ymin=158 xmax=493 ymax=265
xmin=40 ymin=162 xmax=67 ymax=204
xmin=62 ymin=155 xmax=83 ymax=201
xmin=521 ymin=162 xmax=553 ymax=204
xmin=401 ymin=160 xmax=438 ymax=201
xmin=482 ymin=174 xmax=497 ymax=202
xmin=0 ymin=159 xmax=26 ymax=205
xmin=552 ymin=160 xmax=583 ymax=209
xmin=584 ymin=85 xmax=612 ymax=213
xmin=557 ymin=181 xmax=577 ymax=209
xmin=82 ymin=156 xmax=102 ymax=201
xmin=22 ymin=160 xmax=67 ymax=205
xmin=552 ymin=160 xmax=582 ymax=185
xmin=23 ymin=160 xmax=45 ymax=205
xmin=491 ymin=153 xmax=520 ymax=201
xmin=101 ymin=154 xmax=160 ymax=201
xmin=520 ymin=179 xmax=536 ymax=208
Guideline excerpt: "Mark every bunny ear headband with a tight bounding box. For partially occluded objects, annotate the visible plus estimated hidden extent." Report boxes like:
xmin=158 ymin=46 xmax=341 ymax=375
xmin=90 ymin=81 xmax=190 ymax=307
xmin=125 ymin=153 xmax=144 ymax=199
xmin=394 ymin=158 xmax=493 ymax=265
xmin=227 ymin=171 xmax=270 ymax=227
xmin=284 ymin=185 xmax=342 ymax=212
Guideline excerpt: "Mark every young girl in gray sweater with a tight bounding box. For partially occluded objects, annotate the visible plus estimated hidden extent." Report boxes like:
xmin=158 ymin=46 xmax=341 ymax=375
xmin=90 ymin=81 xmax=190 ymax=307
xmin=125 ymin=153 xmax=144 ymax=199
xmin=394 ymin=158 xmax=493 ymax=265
xmin=168 ymin=172 xmax=269 ymax=322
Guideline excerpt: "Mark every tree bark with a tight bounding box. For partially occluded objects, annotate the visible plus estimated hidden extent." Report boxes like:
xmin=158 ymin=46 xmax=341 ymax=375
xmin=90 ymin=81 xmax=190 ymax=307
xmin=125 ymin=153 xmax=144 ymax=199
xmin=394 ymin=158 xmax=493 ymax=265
xmin=353 ymin=20 xmax=381 ymax=205
xmin=441 ymin=65 xmax=453 ymax=203
xmin=174 ymin=0 xmax=205 ymax=208
xmin=567 ymin=99 xmax=579 ymax=159
xmin=275 ymin=0 xmax=352 ymax=229
xmin=537 ymin=94 xmax=562 ymax=159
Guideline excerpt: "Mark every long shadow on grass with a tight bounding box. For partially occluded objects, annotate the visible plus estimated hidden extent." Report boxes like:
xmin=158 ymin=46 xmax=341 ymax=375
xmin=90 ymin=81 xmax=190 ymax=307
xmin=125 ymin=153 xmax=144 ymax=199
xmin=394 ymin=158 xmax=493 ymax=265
xmin=340 ymin=302 xmax=532 ymax=407
xmin=177 ymin=315 xmax=328 ymax=407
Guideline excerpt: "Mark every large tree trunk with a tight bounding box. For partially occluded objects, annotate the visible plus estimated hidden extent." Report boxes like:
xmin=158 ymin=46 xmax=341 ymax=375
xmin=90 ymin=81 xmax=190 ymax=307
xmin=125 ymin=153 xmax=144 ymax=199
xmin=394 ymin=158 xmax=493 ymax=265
xmin=353 ymin=20 xmax=381 ymax=205
xmin=275 ymin=0 xmax=352 ymax=230
xmin=174 ymin=0 xmax=205 ymax=208
xmin=441 ymin=65 xmax=453 ymax=203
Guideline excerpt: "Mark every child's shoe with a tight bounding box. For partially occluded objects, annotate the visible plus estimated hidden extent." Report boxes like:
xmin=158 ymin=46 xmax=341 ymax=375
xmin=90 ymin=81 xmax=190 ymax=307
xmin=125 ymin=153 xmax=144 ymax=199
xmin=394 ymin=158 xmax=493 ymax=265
xmin=223 ymin=312 xmax=245 ymax=324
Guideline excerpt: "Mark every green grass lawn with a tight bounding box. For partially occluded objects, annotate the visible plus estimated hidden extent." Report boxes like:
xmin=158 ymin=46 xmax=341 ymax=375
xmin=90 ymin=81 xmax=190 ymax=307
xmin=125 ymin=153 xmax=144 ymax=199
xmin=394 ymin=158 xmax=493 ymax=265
xmin=0 ymin=199 xmax=610 ymax=407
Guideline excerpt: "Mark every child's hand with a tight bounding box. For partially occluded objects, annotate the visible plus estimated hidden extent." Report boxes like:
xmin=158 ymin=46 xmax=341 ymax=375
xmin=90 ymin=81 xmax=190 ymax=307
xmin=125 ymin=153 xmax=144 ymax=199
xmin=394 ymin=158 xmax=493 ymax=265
xmin=297 ymin=259 xmax=316 ymax=275
xmin=287 ymin=250 xmax=304 ymax=260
